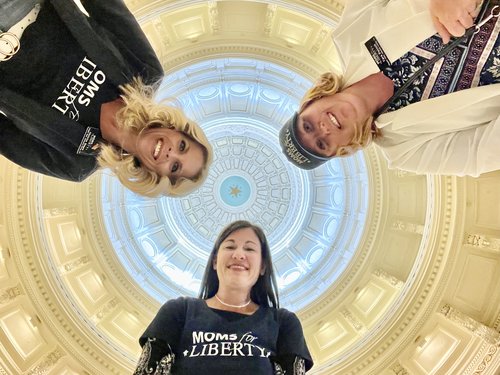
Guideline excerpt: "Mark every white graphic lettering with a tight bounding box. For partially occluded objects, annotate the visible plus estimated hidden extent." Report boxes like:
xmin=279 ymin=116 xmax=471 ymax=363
xmin=192 ymin=331 xmax=238 ymax=343
xmin=76 ymin=57 xmax=96 ymax=80
xmin=184 ymin=331 xmax=272 ymax=359
xmin=239 ymin=332 xmax=258 ymax=343
xmin=52 ymin=56 xmax=106 ymax=121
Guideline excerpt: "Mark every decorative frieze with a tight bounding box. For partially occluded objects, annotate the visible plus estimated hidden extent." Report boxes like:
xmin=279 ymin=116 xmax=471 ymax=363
xmin=27 ymin=347 xmax=64 ymax=375
xmin=463 ymin=233 xmax=500 ymax=253
xmin=321 ymin=0 xmax=345 ymax=13
xmin=264 ymin=4 xmax=277 ymax=37
xmin=92 ymin=298 xmax=119 ymax=324
xmin=395 ymin=170 xmax=410 ymax=178
xmin=311 ymin=26 xmax=330 ymax=54
xmin=0 ymin=246 xmax=10 ymax=261
xmin=43 ymin=207 xmax=77 ymax=218
xmin=208 ymin=1 xmax=220 ymax=34
xmin=493 ymin=312 xmax=500 ymax=332
xmin=441 ymin=304 xmax=500 ymax=345
xmin=341 ymin=308 xmax=365 ymax=332
xmin=390 ymin=361 xmax=409 ymax=375
xmin=0 ymin=284 xmax=23 ymax=304
xmin=153 ymin=18 xmax=171 ymax=49
xmin=373 ymin=269 xmax=404 ymax=289
xmin=391 ymin=220 xmax=424 ymax=235
xmin=60 ymin=256 xmax=90 ymax=274
xmin=472 ymin=345 xmax=498 ymax=374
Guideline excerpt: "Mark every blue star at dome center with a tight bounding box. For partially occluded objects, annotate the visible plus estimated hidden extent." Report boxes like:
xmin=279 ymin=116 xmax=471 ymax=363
xmin=230 ymin=185 xmax=242 ymax=198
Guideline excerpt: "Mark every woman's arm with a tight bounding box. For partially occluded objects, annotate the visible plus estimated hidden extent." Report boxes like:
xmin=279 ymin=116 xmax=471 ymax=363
xmin=274 ymin=309 xmax=313 ymax=373
xmin=0 ymin=116 xmax=97 ymax=181
xmin=378 ymin=115 xmax=500 ymax=176
xmin=79 ymin=0 xmax=163 ymax=80
xmin=273 ymin=355 xmax=307 ymax=375
xmin=133 ymin=338 xmax=175 ymax=375
xmin=134 ymin=297 xmax=187 ymax=375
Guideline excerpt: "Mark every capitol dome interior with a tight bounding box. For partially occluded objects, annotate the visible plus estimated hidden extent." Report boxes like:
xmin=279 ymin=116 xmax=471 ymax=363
xmin=1 ymin=0 xmax=500 ymax=374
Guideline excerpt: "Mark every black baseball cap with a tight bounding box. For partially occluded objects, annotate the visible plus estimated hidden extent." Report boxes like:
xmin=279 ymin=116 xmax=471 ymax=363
xmin=279 ymin=112 xmax=331 ymax=170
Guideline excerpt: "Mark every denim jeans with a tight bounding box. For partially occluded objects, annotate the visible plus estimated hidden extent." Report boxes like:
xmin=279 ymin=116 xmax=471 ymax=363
xmin=0 ymin=0 xmax=39 ymax=31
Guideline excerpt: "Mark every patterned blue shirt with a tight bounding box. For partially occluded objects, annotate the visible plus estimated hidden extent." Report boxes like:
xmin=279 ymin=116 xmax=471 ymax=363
xmin=383 ymin=0 xmax=500 ymax=113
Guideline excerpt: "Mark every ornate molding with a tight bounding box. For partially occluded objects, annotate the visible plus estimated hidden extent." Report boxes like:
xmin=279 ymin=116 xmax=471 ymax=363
xmin=85 ymin=174 xmax=160 ymax=313
xmin=389 ymin=361 xmax=409 ymax=375
xmin=161 ymin=43 xmax=325 ymax=79
xmin=43 ymin=207 xmax=77 ymax=218
xmin=92 ymin=298 xmax=120 ymax=324
xmin=311 ymin=25 xmax=330 ymax=54
xmin=494 ymin=312 xmax=500 ymax=332
xmin=264 ymin=4 xmax=278 ymax=37
xmin=317 ymin=0 xmax=344 ymax=13
xmin=208 ymin=1 xmax=220 ymax=34
xmin=334 ymin=176 xmax=460 ymax=374
xmin=27 ymin=347 xmax=64 ymax=375
xmin=463 ymin=233 xmax=500 ymax=253
xmin=8 ymin=171 xmax=131 ymax=374
xmin=60 ymin=256 xmax=90 ymax=274
xmin=152 ymin=18 xmax=171 ymax=49
xmin=440 ymin=304 xmax=500 ymax=345
xmin=473 ymin=345 xmax=498 ymax=374
xmin=0 ymin=284 xmax=23 ymax=304
xmin=391 ymin=220 xmax=424 ymax=235
xmin=373 ymin=269 xmax=404 ymax=289
xmin=394 ymin=170 xmax=411 ymax=178
xmin=300 ymin=148 xmax=386 ymax=321
xmin=341 ymin=308 xmax=365 ymax=332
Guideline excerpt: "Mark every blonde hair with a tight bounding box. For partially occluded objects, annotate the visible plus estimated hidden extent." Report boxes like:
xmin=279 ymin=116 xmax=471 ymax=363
xmin=98 ymin=78 xmax=213 ymax=197
xmin=299 ymin=72 xmax=380 ymax=157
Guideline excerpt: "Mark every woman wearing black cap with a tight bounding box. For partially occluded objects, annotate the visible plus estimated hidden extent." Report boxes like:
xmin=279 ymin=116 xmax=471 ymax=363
xmin=280 ymin=0 xmax=499 ymax=176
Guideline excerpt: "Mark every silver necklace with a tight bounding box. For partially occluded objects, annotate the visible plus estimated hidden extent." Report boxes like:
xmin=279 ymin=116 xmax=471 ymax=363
xmin=215 ymin=294 xmax=251 ymax=308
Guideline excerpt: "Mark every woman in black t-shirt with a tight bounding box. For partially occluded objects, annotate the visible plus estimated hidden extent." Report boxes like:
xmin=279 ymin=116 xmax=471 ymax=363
xmin=0 ymin=0 xmax=212 ymax=197
xmin=134 ymin=220 xmax=314 ymax=374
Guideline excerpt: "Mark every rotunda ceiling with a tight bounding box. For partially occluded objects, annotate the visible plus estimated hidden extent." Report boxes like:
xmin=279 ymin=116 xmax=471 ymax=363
xmin=2 ymin=1 xmax=499 ymax=375
xmin=101 ymin=58 xmax=369 ymax=310
xmin=0 ymin=1 xmax=429 ymax=373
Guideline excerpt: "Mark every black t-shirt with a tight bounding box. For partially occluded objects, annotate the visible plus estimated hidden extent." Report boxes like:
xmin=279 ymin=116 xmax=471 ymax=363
xmin=0 ymin=0 xmax=163 ymax=182
xmin=0 ymin=1 xmax=119 ymax=128
xmin=135 ymin=297 xmax=313 ymax=374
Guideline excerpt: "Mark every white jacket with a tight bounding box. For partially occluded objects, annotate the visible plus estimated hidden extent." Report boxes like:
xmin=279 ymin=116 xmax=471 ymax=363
xmin=334 ymin=0 xmax=500 ymax=176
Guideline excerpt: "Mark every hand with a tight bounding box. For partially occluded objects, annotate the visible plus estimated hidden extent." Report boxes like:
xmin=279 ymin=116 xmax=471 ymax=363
xmin=430 ymin=0 xmax=481 ymax=43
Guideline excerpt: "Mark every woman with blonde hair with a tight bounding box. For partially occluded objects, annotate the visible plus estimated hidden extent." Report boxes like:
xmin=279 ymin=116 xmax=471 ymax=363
xmin=96 ymin=78 xmax=212 ymax=197
xmin=280 ymin=0 xmax=499 ymax=176
xmin=0 ymin=0 xmax=212 ymax=197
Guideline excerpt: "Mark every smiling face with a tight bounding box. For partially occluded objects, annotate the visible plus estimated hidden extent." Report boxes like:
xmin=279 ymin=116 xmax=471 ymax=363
xmin=297 ymin=93 xmax=370 ymax=157
xmin=213 ymin=227 xmax=265 ymax=292
xmin=134 ymin=127 xmax=205 ymax=183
